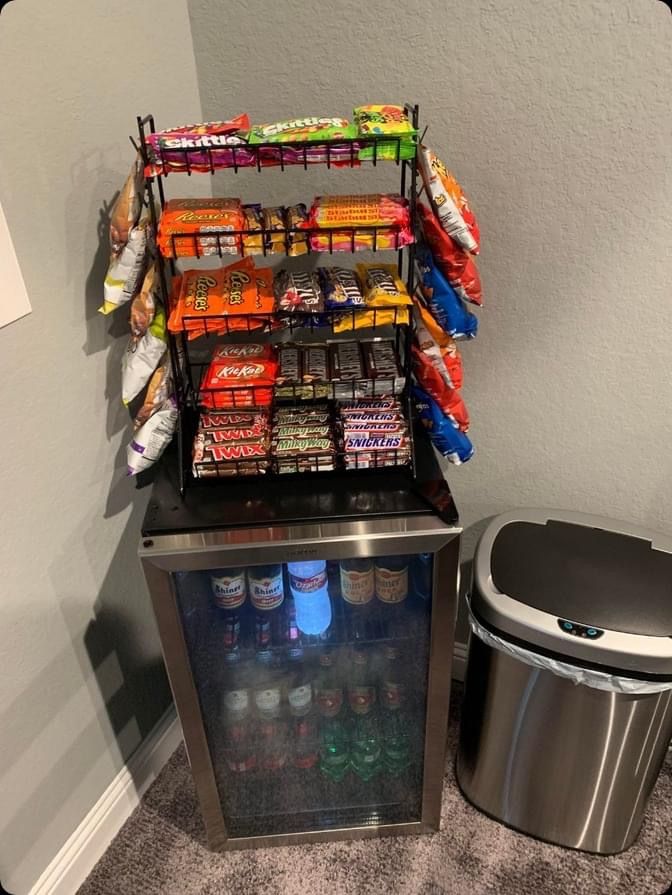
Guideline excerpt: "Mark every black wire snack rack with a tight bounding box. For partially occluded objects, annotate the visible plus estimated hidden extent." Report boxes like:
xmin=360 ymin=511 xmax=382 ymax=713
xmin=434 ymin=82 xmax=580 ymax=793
xmin=135 ymin=105 xmax=420 ymax=494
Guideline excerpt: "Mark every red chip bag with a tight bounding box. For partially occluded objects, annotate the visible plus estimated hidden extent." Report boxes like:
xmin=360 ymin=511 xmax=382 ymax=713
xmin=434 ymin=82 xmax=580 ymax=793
xmin=418 ymin=203 xmax=482 ymax=306
xmin=413 ymin=300 xmax=463 ymax=390
xmin=412 ymin=345 xmax=469 ymax=432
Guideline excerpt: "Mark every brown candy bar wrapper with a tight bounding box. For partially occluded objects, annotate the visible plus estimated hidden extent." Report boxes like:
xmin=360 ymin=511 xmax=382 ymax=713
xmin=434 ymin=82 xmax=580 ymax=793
xmin=200 ymin=411 xmax=268 ymax=429
xmin=273 ymin=410 xmax=331 ymax=425
xmin=273 ymin=424 xmax=332 ymax=439
xmin=278 ymin=457 xmax=336 ymax=474
xmin=329 ymin=341 xmax=364 ymax=381
xmin=338 ymin=398 xmax=402 ymax=412
xmin=276 ymin=345 xmax=302 ymax=385
xmin=273 ymin=436 xmax=335 ymax=455
xmin=302 ymin=345 xmax=329 ymax=383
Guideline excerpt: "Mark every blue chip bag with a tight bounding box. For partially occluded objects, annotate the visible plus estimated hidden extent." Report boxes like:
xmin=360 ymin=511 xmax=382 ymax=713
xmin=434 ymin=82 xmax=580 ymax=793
xmin=413 ymin=386 xmax=474 ymax=464
xmin=416 ymin=245 xmax=478 ymax=340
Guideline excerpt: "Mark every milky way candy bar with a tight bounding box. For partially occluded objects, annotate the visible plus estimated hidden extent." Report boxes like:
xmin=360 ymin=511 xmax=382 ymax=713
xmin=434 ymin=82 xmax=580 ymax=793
xmin=273 ymin=424 xmax=332 ymax=439
xmin=273 ymin=436 xmax=334 ymax=455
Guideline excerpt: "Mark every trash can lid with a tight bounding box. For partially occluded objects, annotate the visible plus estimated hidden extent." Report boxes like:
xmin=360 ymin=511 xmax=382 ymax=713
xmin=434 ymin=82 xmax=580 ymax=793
xmin=472 ymin=509 xmax=672 ymax=677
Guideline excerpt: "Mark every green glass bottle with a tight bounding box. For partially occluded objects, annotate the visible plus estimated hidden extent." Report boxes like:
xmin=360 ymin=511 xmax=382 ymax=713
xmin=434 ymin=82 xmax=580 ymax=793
xmin=350 ymin=704 xmax=382 ymax=782
xmin=380 ymin=645 xmax=411 ymax=776
xmin=319 ymin=717 xmax=350 ymax=782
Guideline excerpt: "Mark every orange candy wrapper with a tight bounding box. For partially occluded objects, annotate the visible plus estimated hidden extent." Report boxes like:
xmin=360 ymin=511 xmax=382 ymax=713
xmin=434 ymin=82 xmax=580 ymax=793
xmin=158 ymin=198 xmax=244 ymax=258
xmin=167 ymin=259 xmax=277 ymax=339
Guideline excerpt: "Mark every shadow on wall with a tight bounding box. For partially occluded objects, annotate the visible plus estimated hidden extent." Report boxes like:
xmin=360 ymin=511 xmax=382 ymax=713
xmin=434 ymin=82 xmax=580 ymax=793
xmin=0 ymin=497 xmax=170 ymax=882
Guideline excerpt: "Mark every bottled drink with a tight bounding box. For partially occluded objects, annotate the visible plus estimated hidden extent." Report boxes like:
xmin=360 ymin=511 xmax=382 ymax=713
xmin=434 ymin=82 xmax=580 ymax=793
xmin=221 ymin=664 xmax=256 ymax=773
xmin=319 ymin=717 xmax=350 ymax=782
xmin=350 ymin=703 xmax=383 ymax=782
xmin=347 ymin=648 xmax=376 ymax=716
xmin=211 ymin=568 xmax=247 ymax=662
xmin=314 ymin=651 xmax=344 ymax=718
xmin=340 ymin=558 xmax=375 ymax=640
xmin=250 ymin=564 xmax=285 ymax=664
xmin=294 ymin=717 xmax=319 ymax=770
xmin=258 ymin=717 xmax=289 ymax=772
xmin=253 ymin=653 xmax=282 ymax=721
xmin=288 ymin=666 xmax=313 ymax=719
xmin=287 ymin=560 xmax=332 ymax=636
xmin=375 ymin=556 xmax=410 ymax=638
xmin=284 ymin=594 xmax=304 ymax=662
xmin=379 ymin=646 xmax=411 ymax=776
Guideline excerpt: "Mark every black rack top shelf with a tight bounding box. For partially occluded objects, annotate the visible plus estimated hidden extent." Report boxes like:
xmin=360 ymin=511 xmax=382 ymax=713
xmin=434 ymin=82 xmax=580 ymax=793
xmin=142 ymin=425 xmax=457 ymax=535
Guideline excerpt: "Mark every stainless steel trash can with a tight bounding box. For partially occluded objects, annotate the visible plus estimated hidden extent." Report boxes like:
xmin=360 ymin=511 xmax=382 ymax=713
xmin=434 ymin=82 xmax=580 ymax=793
xmin=456 ymin=509 xmax=672 ymax=855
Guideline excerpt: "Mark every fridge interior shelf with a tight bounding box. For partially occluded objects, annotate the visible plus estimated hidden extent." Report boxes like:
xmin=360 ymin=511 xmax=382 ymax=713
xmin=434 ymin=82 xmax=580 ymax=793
xmin=159 ymin=224 xmax=413 ymax=259
xmin=174 ymin=305 xmax=411 ymax=337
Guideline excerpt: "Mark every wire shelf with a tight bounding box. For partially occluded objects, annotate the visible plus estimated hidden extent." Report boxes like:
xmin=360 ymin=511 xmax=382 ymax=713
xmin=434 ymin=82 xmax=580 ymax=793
xmin=158 ymin=224 xmax=414 ymax=259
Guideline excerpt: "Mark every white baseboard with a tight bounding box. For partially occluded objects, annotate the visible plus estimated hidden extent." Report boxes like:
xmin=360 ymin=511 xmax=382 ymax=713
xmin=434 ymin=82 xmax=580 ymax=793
xmin=452 ymin=641 xmax=468 ymax=683
xmin=29 ymin=706 xmax=182 ymax=895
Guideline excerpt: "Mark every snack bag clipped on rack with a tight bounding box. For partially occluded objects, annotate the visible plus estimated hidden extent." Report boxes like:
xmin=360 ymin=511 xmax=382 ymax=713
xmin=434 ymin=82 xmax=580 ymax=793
xmin=100 ymin=217 xmax=149 ymax=315
xmin=412 ymin=344 xmax=469 ymax=432
xmin=127 ymin=396 xmax=178 ymax=476
xmin=110 ymin=155 xmax=144 ymax=253
xmin=412 ymin=386 xmax=474 ymax=465
xmin=122 ymin=305 xmax=167 ymax=405
xmin=413 ymin=299 xmax=463 ymax=390
xmin=144 ymin=115 xmax=253 ymax=176
xmin=354 ymin=105 xmax=417 ymax=161
xmin=415 ymin=245 xmax=478 ymax=339
xmin=418 ymin=146 xmax=480 ymax=254
xmin=130 ymin=261 xmax=159 ymax=340
xmin=133 ymin=358 xmax=172 ymax=430
xmin=417 ymin=203 xmax=482 ymax=306
xmin=356 ymin=263 xmax=412 ymax=307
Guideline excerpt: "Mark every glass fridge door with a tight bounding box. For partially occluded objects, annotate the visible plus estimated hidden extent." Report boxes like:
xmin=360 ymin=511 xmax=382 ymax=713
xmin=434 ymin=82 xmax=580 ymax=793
xmin=170 ymin=547 xmax=447 ymax=840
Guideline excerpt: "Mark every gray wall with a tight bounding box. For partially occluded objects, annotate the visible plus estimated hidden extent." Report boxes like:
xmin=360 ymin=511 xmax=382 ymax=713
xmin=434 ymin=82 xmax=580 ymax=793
xmin=189 ymin=0 xmax=672 ymax=640
xmin=0 ymin=2 xmax=202 ymax=891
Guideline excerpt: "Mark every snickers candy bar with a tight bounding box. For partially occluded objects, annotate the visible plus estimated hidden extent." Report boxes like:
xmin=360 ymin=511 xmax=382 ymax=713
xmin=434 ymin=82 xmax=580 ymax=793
xmin=342 ymin=420 xmax=406 ymax=434
xmin=342 ymin=411 xmax=404 ymax=423
xmin=338 ymin=398 xmax=401 ymax=412
xmin=343 ymin=434 xmax=409 ymax=452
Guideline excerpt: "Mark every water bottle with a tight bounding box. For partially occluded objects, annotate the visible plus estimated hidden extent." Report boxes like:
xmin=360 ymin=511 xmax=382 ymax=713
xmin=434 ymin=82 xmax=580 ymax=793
xmin=287 ymin=560 xmax=333 ymax=636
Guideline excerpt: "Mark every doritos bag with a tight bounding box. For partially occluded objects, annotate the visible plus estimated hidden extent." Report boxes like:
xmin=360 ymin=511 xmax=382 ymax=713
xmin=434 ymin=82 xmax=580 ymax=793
xmin=412 ymin=345 xmax=469 ymax=432
xmin=416 ymin=246 xmax=478 ymax=340
xmin=413 ymin=386 xmax=474 ymax=464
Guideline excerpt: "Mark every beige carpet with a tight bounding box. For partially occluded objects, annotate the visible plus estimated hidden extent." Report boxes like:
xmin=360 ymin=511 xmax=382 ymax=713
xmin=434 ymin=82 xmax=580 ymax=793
xmin=78 ymin=693 xmax=672 ymax=895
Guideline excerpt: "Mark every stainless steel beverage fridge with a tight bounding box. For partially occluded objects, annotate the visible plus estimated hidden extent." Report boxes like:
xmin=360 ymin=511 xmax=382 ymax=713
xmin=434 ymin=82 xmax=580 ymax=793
xmin=139 ymin=433 xmax=460 ymax=850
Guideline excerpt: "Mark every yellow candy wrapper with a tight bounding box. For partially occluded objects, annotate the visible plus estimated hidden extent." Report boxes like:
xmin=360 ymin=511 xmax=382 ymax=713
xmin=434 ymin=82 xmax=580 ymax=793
xmin=356 ymin=263 xmax=411 ymax=307
xmin=333 ymin=306 xmax=410 ymax=332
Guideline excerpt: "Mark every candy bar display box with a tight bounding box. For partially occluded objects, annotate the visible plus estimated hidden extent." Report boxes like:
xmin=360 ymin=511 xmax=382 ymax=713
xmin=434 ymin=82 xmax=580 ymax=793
xmin=136 ymin=104 xmax=462 ymax=848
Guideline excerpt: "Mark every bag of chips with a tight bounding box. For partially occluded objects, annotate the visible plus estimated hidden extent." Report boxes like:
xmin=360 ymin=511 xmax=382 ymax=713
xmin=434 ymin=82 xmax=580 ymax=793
xmin=122 ymin=305 xmax=167 ymax=405
xmin=415 ymin=247 xmax=478 ymax=340
xmin=354 ymin=105 xmax=417 ymax=161
xmin=418 ymin=146 xmax=480 ymax=254
xmin=412 ymin=386 xmax=474 ymax=465
xmin=129 ymin=261 xmax=158 ymax=341
xmin=110 ymin=155 xmax=144 ymax=253
xmin=413 ymin=299 xmax=463 ymax=390
xmin=412 ymin=344 xmax=469 ymax=432
xmin=100 ymin=217 xmax=149 ymax=315
xmin=127 ymin=396 xmax=178 ymax=476
xmin=418 ymin=203 xmax=482 ymax=306
xmin=133 ymin=358 xmax=172 ymax=430
xmin=356 ymin=263 xmax=411 ymax=307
